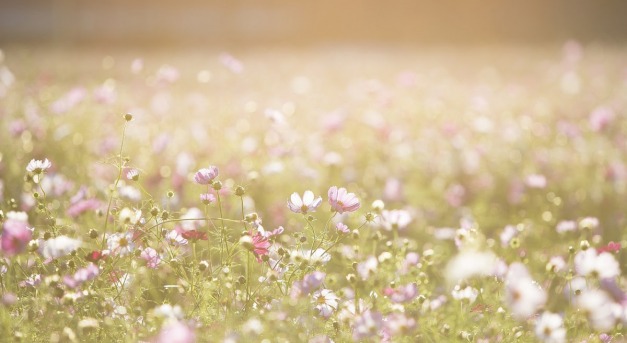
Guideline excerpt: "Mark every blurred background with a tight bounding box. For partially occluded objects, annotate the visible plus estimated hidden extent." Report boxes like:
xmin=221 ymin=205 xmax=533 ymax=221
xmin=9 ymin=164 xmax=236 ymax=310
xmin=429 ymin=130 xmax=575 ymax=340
xmin=1 ymin=0 xmax=627 ymax=47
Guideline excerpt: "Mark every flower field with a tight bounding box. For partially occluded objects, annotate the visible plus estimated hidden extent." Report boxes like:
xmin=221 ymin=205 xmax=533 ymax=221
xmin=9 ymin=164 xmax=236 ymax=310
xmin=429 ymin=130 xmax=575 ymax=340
xmin=1 ymin=44 xmax=627 ymax=342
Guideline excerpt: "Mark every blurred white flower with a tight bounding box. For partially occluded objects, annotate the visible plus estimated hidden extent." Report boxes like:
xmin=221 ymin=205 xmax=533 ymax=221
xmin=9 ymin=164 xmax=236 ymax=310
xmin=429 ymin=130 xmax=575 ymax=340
xmin=505 ymin=263 xmax=546 ymax=320
xmin=534 ymin=312 xmax=566 ymax=343
xmin=445 ymin=250 xmax=497 ymax=285
xmin=575 ymin=289 xmax=617 ymax=332
xmin=357 ymin=256 xmax=378 ymax=280
xmin=451 ymin=285 xmax=479 ymax=303
xmin=574 ymin=249 xmax=620 ymax=279
xmin=40 ymin=236 xmax=82 ymax=260
xmin=378 ymin=209 xmax=412 ymax=231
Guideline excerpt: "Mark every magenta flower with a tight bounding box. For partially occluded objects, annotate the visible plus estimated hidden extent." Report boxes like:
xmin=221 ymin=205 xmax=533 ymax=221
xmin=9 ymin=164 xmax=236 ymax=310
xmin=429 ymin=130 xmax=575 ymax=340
xmin=251 ymin=232 xmax=270 ymax=262
xmin=1 ymin=219 xmax=32 ymax=257
xmin=287 ymin=191 xmax=322 ymax=214
xmin=194 ymin=166 xmax=219 ymax=185
xmin=328 ymin=186 xmax=360 ymax=214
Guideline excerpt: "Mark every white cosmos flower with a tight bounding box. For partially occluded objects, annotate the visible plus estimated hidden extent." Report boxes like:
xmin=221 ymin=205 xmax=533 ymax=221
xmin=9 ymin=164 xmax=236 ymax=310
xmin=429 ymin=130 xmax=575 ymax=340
xmin=40 ymin=236 xmax=82 ymax=260
xmin=534 ymin=311 xmax=566 ymax=343
xmin=574 ymin=249 xmax=620 ymax=279
xmin=505 ymin=263 xmax=547 ymax=320
xmin=357 ymin=256 xmax=378 ymax=281
xmin=107 ymin=232 xmax=135 ymax=256
xmin=312 ymin=289 xmax=339 ymax=318
xmin=378 ymin=209 xmax=412 ymax=231
xmin=26 ymin=158 xmax=52 ymax=174
xmin=445 ymin=250 xmax=497 ymax=285
xmin=287 ymin=191 xmax=322 ymax=214
xmin=290 ymin=248 xmax=331 ymax=265
xmin=575 ymin=289 xmax=618 ymax=331
xmin=118 ymin=207 xmax=142 ymax=225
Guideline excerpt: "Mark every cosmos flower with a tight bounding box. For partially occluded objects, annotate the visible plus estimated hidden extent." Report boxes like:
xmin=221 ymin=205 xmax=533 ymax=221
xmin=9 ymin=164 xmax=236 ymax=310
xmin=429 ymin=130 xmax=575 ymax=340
xmin=357 ymin=256 xmax=378 ymax=280
xmin=505 ymin=263 xmax=547 ymax=320
xmin=66 ymin=198 xmax=101 ymax=218
xmin=39 ymin=236 xmax=82 ymax=260
xmin=155 ymin=321 xmax=195 ymax=343
xmin=26 ymin=158 xmax=52 ymax=174
xmin=444 ymin=250 xmax=497 ymax=285
xmin=63 ymin=263 xmax=100 ymax=289
xmin=200 ymin=193 xmax=216 ymax=204
xmin=140 ymin=247 xmax=162 ymax=269
xmin=85 ymin=250 xmax=108 ymax=263
xmin=290 ymin=271 xmax=326 ymax=299
xmin=312 ymin=289 xmax=340 ymax=318
xmin=335 ymin=222 xmax=350 ymax=234
xmin=574 ymin=249 xmax=620 ymax=279
xmin=378 ymin=209 xmax=412 ymax=231
xmin=1 ymin=219 xmax=32 ymax=257
xmin=383 ymin=283 xmax=418 ymax=303
xmin=575 ymin=289 xmax=618 ymax=332
xmin=287 ymin=191 xmax=322 ymax=214
xmin=534 ymin=312 xmax=566 ymax=343
xmin=166 ymin=230 xmax=188 ymax=246
xmin=451 ymin=285 xmax=479 ymax=304
xmin=352 ymin=311 xmax=383 ymax=341
xmin=107 ymin=232 xmax=135 ymax=256
xmin=194 ymin=166 xmax=219 ymax=185
xmin=327 ymin=186 xmax=360 ymax=214
xmin=180 ymin=230 xmax=208 ymax=241
xmin=118 ymin=208 xmax=142 ymax=225
xmin=126 ymin=169 xmax=139 ymax=181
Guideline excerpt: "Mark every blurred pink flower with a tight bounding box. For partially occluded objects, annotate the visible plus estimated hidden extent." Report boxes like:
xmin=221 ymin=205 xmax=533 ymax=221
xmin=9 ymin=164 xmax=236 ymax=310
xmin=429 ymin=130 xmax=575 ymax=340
xmin=589 ymin=106 xmax=615 ymax=132
xmin=66 ymin=198 xmax=101 ymax=218
xmin=328 ymin=186 xmax=360 ymax=214
xmin=193 ymin=166 xmax=219 ymax=185
xmin=335 ymin=222 xmax=349 ymax=234
xmin=140 ymin=247 xmax=162 ymax=269
xmin=1 ymin=219 xmax=32 ymax=257
xmin=383 ymin=283 xmax=418 ymax=303
xmin=63 ymin=263 xmax=100 ymax=288
xmin=155 ymin=321 xmax=195 ymax=343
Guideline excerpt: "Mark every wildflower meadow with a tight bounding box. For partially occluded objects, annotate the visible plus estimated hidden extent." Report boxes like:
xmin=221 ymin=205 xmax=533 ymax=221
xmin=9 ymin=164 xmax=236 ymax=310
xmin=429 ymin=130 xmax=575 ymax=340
xmin=1 ymin=44 xmax=627 ymax=342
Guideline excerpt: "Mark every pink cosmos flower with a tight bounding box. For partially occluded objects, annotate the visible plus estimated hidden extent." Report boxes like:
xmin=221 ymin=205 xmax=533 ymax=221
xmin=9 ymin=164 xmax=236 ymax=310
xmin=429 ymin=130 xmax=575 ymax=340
xmin=200 ymin=193 xmax=216 ymax=204
xmin=287 ymin=191 xmax=322 ymax=214
xmin=327 ymin=186 xmax=360 ymax=214
xmin=383 ymin=283 xmax=418 ymax=303
xmin=336 ymin=223 xmax=349 ymax=234
xmin=194 ymin=166 xmax=219 ymax=185
xmin=66 ymin=198 xmax=101 ymax=218
xmin=251 ymin=232 xmax=270 ymax=262
xmin=63 ymin=263 xmax=100 ymax=288
xmin=155 ymin=321 xmax=196 ymax=343
xmin=140 ymin=247 xmax=162 ymax=269
xmin=1 ymin=219 xmax=32 ymax=256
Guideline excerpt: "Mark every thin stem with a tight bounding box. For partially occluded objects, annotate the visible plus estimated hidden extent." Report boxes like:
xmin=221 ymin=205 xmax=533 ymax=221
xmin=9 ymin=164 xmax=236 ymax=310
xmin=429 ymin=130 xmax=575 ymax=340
xmin=100 ymin=122 xmax=128 ymax=249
